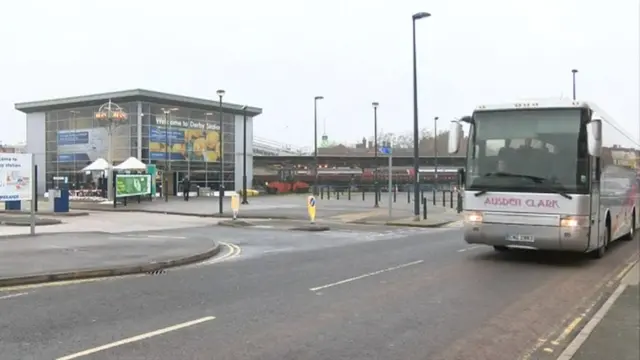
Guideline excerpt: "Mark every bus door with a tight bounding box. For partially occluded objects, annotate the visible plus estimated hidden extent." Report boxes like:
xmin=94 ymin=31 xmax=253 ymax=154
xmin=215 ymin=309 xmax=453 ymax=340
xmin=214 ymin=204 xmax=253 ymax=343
xmin=589 ymin=156 xmax=602 ymax=250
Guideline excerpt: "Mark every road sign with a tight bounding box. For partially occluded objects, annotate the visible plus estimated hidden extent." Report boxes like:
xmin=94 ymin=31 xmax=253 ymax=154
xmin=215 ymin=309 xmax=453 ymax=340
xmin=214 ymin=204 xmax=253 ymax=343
xmin=379 ymin=147 xmax=392 ymax=155
xmin=307 ymin=195 xmax=317 ymax=223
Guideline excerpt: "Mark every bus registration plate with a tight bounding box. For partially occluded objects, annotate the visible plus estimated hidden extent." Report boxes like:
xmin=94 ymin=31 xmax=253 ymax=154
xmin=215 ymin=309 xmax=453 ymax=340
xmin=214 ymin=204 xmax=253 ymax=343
xmin=506 ymin=234 xmax=535 ymax=242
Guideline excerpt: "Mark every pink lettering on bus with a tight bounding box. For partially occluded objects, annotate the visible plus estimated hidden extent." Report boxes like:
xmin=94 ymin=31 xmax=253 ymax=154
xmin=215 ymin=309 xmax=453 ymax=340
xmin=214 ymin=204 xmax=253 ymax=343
xmin=484 ymin=197 xmax=559 ymax=208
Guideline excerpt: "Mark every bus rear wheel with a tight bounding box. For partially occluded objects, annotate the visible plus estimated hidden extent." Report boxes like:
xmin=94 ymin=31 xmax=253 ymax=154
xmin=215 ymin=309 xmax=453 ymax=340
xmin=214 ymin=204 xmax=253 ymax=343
xmin=623 ymin=211 xmax=635 ymax=241
xmin=493 ymin=246 xmax=509 ymax=252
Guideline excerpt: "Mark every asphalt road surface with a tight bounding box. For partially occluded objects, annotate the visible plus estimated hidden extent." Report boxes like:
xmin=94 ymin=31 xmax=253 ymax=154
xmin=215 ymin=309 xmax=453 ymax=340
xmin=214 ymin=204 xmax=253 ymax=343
xmin=1 ymin=225 xmax=637 ymax=360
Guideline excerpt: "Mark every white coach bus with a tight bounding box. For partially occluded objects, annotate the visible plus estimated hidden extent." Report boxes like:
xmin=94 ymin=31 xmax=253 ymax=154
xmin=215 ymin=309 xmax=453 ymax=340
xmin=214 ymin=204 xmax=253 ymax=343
xmin=447 ymin=99 xmax=639 ymax=258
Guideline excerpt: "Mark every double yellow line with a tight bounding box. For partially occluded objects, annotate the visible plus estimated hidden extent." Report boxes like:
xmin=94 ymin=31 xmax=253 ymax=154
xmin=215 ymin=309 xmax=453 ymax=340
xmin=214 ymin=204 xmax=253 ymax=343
xmin=213 ymin=242 xmax=242 ymax=263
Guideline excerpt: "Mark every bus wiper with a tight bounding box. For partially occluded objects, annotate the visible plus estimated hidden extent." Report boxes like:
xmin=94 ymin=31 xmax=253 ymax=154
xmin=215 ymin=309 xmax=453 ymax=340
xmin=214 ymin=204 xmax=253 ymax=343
xmin=482 ymin=172 xmax=573 ymax=199
xmin=474 ymin=190 xmax=488 ymax=197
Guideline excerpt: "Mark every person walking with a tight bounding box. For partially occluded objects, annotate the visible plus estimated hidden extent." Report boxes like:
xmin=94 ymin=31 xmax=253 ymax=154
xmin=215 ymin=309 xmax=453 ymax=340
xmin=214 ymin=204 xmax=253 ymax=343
xmin=182 ymin=176 xmax=191 ymax=201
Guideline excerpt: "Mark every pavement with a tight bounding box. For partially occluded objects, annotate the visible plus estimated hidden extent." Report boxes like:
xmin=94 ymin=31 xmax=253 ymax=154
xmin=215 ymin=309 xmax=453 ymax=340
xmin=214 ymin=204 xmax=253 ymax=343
xmin=560 ymin=261 xmax=639 ymax=360
xmin=0 ymin=212 xmax=222 ymax=237
xmin=0 ymin=231 xmax=219 ymax=285
xmin=0 ymin=223 xmax=637 ymax=360
xmin=68 ymin=192 xmax=462 ymax=227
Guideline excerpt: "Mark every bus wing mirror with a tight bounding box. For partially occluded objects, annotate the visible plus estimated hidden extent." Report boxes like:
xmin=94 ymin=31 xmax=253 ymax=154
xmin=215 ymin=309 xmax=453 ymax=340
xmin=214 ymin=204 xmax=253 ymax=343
xmin=448 ymin=121 xmax=463 ymax=154
xmin=587 ymin=119 xmax=602 ymax=157
xmin=457 ymin=168 xmax=466 ymax=185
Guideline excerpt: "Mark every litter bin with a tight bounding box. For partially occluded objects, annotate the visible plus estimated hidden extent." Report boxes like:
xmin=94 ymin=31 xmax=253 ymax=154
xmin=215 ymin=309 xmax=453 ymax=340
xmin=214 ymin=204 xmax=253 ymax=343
xmin=53 ymin=185 xmax=69 ymax=213
xmin=48 ymin=189 xmax=59 ymax=212
xmin=4 ymin=201 xmax=21 ymax=210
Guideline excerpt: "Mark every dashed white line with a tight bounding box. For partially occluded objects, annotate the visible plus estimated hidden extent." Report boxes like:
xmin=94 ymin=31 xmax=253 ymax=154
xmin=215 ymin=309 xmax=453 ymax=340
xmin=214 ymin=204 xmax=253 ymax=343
xmin=0 ymin=292 xmax=29 ymax=300
xmin=56 ymin=316 xmax=216 ymax=360
xmin=309 ymin=260 xmax=424 ymax=292
xmin=457 ymin=245 xmax=482 ymax=253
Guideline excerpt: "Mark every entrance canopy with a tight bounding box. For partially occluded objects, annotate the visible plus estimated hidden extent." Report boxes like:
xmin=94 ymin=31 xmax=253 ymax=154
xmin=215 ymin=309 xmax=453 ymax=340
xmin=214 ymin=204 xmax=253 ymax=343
xmin=114 ymin=157 xmax=147 ymax=170
xmin=81 ymin=158 xmax=109 ymax=172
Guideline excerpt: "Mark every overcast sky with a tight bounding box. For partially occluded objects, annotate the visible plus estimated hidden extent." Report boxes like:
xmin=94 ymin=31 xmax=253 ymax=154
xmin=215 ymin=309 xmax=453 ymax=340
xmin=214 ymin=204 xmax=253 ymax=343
xmin=1 ymin=0 xmax=638 ymax=150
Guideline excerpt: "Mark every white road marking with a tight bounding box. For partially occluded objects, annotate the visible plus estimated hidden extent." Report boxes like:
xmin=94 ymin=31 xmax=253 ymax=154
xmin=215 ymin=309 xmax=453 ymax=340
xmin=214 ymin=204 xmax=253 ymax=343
xmin=56 ymin=316 xmax=216 ymax=360
xmin=309 ymin=260 xmax=424 ymax=292
xmin=457 ymin=245 xmax=482 ymax=253
xmin=0 ymin=292 xmax=28 ymax=300
xmin=144 ymin=235 xmax=187 ymax=239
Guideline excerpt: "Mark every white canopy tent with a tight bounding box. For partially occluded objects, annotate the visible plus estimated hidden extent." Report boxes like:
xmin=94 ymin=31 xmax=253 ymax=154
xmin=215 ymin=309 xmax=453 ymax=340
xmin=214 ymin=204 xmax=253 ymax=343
xmin=81 ymin=158 xmax=109 ymax=172
xmin=114 ymin=157 xmax=147 ymax=170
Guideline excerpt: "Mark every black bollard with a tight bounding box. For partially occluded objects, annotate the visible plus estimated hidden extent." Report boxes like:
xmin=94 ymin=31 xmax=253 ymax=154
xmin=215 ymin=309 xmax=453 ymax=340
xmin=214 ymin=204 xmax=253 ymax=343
xmin=336 ymin=190 xmax=340 ymax=200
xmin=393 ymin=188 xmax=397 ymax=203
xmin=457 ymin=192 xmax=463 ymax=213
xmin=433 ymin=189 xmax=436 ymax=205
xmin=327 ymin=188 xmax=331 ymax=200
xmin=320 ymin=187 xmax=324 ymax=200
xmin=362 ymin=189 xmax=365 ymax=201
xmin=348 ymin=187 xmax=351 ymax=200
xmin=450 ymin=190 xmax=454 ymax=208
xmin=407 ymin=190 xmax=410 ymax=204
xmin=442 ymin=190 xmax=446 ymax=207
xmin=422 ymin=197 xmax=427 ymax=219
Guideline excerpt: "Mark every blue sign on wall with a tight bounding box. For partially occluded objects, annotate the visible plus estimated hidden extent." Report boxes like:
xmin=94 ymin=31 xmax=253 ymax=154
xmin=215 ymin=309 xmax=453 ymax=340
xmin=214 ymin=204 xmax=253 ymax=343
xmin=57 ymin=131 xmax=89 ymax=146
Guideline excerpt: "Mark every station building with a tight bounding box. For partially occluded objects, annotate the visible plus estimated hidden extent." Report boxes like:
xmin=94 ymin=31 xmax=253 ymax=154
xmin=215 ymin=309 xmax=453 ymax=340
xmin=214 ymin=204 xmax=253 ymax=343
xmin=15 ymin=89 xmax=262 ymax=195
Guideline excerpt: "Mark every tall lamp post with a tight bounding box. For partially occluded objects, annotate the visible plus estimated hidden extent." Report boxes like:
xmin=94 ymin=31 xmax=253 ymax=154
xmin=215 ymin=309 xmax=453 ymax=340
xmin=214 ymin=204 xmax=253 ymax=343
xmin=241 ymin=105 xmax=249 ymax=204
xmin=204 ymin=112 xmax=213 ymax=188
xmin=434 ymin=116 xmax=439 ymax=190
xmin=161 ymin=107 xmax=178 ymax=202
xmin=313 ymin=96 xmax=324 ymax=196
xmin=571 ymin=69 xmax=578 ymax=100
xmin=372 ymin=101 xmax=380 ymax=208
xmin=216 ymin=89 xmax=226 ymax=214
xmin=412 ymin=11 xmax=431 ymax=218
xmin=95 ymin=100 xmax=127 ymax=201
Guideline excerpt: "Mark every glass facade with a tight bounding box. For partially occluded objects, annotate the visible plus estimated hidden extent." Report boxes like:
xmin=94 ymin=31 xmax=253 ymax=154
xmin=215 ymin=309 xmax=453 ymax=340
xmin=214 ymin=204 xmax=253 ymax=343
xmin=44 ymin=101 xmax=237 ymax=192
xmin=140 ymin=102 xmax=236 ymax=190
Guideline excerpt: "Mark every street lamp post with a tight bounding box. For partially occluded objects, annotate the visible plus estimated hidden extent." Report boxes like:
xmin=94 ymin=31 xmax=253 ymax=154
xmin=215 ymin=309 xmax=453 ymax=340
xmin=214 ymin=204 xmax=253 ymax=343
xmin=94 ymin=100 xmax=127 ymax=202
xmin=372 ymin=102 xmax=380 ymax=208
xmin=434 ymin=116 xmax=439 ymax=190
xmin=205 ymin=112 xmax=213 ymax=188
xmin=216 ymin=89 xmax=226 ymax=214
xmin=571 ymin=69 xmax=578 ymax=100
xmin=313 ymin=96 xmax=324 ymax=196
xmin=412 ymin=11 xmax=431 ymax=218
xmin=241 ymin=105 xmax=249 ymax=205
xmin=161 ymin=108 xmax=178 ymax=202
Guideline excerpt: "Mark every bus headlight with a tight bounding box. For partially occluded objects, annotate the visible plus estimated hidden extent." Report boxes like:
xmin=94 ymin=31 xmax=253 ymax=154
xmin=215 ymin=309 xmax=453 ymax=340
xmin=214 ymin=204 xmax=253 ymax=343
xmin=465 ymin=211 xmax=483 ymax=223
xmin=560 ymin=216 xmax=589 ymax=228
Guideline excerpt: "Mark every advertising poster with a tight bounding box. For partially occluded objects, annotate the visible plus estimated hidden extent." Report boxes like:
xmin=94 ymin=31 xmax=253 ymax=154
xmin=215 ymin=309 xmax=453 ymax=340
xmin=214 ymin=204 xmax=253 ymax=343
xmin=56 ymin=127 xmax=130 ymax=163
xmin=115 ymin=174 xmax=151 ymax=197
xmin=0 ymin=153 xmax=33 ymax=201
xmin=149 ymin=117 xmax=220 ymax=162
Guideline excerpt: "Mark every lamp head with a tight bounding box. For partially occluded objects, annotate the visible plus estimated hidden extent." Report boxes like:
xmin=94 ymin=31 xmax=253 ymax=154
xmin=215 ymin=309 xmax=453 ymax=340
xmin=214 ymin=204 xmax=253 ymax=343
xmin=216 ymin=89 xmax=226 ymax=97
xmin=412 ymin=12 xmax=431 ymax=20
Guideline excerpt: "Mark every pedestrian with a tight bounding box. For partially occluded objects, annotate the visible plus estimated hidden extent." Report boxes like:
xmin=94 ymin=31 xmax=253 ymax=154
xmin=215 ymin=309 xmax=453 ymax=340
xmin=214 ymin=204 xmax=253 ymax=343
xmin=182 ymin=176 xmax=191 ymax=201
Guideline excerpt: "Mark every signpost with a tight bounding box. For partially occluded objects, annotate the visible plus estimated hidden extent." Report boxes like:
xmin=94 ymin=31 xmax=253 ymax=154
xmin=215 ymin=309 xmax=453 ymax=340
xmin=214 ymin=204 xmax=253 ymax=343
xmin=231 ymin=193 xmax=240 ymax=220
xmin=115 ymin=174 xmax=152 ymax=197
xmin=379 ymin=143 xmax=393 ymax=218
xmin=307 ymin=195 xmax=317 ymax=224
xmin=0 ymin=153 xmax=35 ymax=235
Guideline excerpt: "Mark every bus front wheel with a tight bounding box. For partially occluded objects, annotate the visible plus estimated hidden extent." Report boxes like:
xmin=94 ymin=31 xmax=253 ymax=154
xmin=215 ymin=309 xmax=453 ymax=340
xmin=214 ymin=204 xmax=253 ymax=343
xmin=592 ymin=226 xmax=610 ymax=259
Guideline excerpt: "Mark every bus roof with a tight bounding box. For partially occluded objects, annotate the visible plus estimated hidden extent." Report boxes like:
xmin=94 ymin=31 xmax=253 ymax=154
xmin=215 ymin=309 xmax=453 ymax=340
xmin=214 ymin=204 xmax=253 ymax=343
xmin=473 ymin=98 xmax=589 ymax=112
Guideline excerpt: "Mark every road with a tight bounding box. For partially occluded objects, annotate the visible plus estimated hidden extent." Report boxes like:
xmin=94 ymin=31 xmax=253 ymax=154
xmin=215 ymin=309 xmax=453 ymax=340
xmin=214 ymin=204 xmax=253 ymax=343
xmin=1 ymin=225 xmax=637 ymax=360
